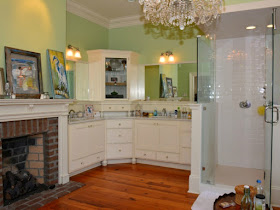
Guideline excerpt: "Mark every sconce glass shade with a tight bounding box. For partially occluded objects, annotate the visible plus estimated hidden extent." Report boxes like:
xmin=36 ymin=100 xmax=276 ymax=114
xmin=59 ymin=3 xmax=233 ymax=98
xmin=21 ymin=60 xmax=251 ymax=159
xmin=74 ymin=50 xmax=81 ymax=58
xmin=168 ymin=54 xmax=175 ymax=62
xmin=66 ymin=48 xmax=74 ymax=57
xmin=159 ymin=54 xmax=165 ymax=63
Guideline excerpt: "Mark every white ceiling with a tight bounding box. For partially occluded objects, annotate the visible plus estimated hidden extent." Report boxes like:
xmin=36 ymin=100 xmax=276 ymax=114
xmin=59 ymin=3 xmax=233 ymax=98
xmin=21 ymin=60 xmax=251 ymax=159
xmin=69 ymin=0 xmax=142 ymax=20
xmin=67 ymin=0 xmax=280 ymax=38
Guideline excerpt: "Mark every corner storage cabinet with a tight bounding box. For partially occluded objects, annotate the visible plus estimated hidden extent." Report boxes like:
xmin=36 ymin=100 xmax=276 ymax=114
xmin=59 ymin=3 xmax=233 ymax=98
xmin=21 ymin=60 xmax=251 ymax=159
xmin=106 ymin=119 xmax=133 ymax=160
xmin=87 ymin=50 xmax=139 ymax=101
xmin=68 ymin=121 xmax=105 ymax=173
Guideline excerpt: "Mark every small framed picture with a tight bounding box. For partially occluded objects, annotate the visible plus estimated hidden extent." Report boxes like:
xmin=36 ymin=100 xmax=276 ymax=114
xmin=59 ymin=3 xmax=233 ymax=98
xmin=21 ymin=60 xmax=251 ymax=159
xmin=85 ymin=104 xmax=94 ymax=118
xmin=173 ymin=86 xmax=177 ymax=97
xmin=166 ymin=77 xmax=173 ymax=98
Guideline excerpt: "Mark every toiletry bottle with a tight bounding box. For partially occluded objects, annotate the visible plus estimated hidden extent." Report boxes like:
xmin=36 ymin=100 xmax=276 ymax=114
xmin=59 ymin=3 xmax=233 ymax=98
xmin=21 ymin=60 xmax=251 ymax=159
xmin=175 ymin=110 xmax=178 ymax=118
xmin=177 ymin=107 xmax=181 ymax=118
xmin=254 ymin=180 xmax=264 ymax=208
xmin=187 ymin=109 xmax=192 ymax=119
xmin=154 ymin=108 xmax=157 ymax=116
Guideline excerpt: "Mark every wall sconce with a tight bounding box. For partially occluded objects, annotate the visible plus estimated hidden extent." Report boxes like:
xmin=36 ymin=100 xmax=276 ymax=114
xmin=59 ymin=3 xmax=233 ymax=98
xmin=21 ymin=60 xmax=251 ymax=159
xmin=159 ymin=51 xmax=175 ymax=63
xmin=67 ymin=45 xmax=81 ymax=59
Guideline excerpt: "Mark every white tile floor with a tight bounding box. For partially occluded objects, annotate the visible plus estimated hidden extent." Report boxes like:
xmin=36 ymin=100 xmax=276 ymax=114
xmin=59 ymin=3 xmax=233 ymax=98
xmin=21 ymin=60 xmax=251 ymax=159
xmin=215 ymin=165 xmax=264 ymax=187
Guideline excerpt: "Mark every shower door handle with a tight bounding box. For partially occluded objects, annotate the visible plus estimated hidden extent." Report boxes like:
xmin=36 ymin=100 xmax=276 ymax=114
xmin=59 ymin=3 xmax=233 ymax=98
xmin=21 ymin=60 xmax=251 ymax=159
xmin=265 ymin=106 xmax=279 ymax=123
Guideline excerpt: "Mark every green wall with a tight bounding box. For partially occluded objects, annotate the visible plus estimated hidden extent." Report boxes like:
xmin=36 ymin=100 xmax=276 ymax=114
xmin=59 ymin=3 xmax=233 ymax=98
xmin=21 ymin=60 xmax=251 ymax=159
xmin=177 ymin=63 xmax=197 ymax=98
xmin=0 ymin=0 xmax=66 ymax=94
xmin=109 ymin=24 xmax=201 ymax=64
xmin=145 ymin=65 xmax=160 ymax=100
xmin=66 ymin=12 xmax=109 ymax=61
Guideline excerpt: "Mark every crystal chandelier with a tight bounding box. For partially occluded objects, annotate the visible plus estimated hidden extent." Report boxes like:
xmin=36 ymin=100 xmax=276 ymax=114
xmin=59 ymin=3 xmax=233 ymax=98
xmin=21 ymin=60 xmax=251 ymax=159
xmin=139 ymin=0 xmax=224 ymax=30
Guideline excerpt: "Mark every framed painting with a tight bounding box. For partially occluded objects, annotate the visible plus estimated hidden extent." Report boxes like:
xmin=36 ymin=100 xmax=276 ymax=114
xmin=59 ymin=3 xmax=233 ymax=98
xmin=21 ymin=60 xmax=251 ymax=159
xmin=47 ymin=49 xmax=69 ymax=99
xmin=166 ymin=77 xmax=173 ymax=98
xmin=0 ymin=68 xmax=5 ymax=96
xmin=5 ymin=47 xmax=43 ymax=98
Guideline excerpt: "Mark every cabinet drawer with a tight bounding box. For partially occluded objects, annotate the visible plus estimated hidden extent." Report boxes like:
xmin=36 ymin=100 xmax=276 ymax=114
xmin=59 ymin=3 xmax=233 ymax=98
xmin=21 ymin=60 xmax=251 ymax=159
xmin=69 ymin=152 xmax=104 ymax=173
xmin=107 ymin=129 xmax=132 ymax=143
xmin=103 ymin=105 xmax=130 ymax=111
xmin=107 ymin=120 xmax=133 ymax=128
xmin=107 ymin=144 xmax=132 ymax=159
xmin=156 ymin=152 xmax=179 ymax=163
xmin=135 ymin=150 xmax=156 ymax=160
xmin=180 ymin=147 xmax=191 ymax=164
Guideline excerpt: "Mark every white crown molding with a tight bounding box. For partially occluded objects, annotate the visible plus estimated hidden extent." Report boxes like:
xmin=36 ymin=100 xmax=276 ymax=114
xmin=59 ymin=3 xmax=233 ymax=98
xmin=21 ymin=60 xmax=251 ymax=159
xmin=67 ymin=0 xmax=110 ymax=28
xmin=224 ymin=0 xmax=280 ymax=13
xmin=109 ymin=15 xmax=144 ymax=29
xmin=67 ymin=0 xmax=280 ymax=29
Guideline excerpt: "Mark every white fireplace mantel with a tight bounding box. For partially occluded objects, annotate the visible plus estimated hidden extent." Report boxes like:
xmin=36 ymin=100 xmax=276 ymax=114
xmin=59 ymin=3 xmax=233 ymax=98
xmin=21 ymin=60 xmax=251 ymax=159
xmin=0 ymin=99 xmax=74 ymax=184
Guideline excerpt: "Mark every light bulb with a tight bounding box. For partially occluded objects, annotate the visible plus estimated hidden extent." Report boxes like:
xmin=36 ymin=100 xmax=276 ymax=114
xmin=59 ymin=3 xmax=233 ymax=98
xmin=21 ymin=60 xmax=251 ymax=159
xmin=66 ymin=48 xmax=74 ymax=57
xmin=159 ymin=55 xmax=165 ymax=63
xmin=168 ymin=54 xmax=175 ymax=62
xmin=74 ymin=50 xmax=81 ymax=58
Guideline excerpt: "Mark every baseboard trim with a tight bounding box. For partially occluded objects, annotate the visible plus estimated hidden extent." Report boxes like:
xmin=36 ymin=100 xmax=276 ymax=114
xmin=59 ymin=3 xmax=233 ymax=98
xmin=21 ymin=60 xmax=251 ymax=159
xmin=107 ymin=159 xmax=133 ymax=164
xmin=69 ymin=162 xmax=101 ymax=177
xmin=136 ymin=159 xmax=190 ymax=170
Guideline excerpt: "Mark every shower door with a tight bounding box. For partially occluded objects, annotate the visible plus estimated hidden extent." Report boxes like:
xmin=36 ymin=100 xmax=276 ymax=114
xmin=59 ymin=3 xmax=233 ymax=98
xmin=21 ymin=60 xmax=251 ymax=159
xmin=264 ymin=8 xmax=279 ymax=208
xmin=197 ymin=35 xmax=216 ymax=185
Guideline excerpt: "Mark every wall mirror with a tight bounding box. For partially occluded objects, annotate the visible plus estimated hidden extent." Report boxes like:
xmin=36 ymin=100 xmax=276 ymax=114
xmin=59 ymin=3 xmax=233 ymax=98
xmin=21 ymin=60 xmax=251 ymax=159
xmin=66 ymin=60 xmax=90 ymax=100
xmin=145 ymin=63 xmax=197 ymax=101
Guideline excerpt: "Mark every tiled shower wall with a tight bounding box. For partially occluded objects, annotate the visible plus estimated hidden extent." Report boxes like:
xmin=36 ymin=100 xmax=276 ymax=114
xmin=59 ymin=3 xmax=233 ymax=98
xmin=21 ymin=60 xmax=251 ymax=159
xmin=216 ymin=35 xmax=266 ymax=169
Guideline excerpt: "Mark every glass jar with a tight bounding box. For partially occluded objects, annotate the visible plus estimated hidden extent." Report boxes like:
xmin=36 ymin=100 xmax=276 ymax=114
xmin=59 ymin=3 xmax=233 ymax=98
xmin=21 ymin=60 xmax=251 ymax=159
xmin=255 ymin=194 xmax=265 ymax=210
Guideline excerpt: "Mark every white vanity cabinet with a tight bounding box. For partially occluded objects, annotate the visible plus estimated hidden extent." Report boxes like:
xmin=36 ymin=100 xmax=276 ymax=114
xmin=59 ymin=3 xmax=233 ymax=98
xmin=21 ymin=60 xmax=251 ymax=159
xmin=87 ymin=50 xmax=139 ymax=101
xmin=106 ymin=119 xmax=133 ymax=160
xmin=68 ymin=121 xmax=105 ymax=173
xmin=135 ymin=120 xmax=191 ymax=165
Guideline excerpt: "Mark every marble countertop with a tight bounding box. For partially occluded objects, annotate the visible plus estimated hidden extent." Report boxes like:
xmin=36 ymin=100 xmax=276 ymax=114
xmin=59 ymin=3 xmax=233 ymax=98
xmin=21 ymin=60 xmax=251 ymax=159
xmin=68 ymin=116 xmax=191 ymax=124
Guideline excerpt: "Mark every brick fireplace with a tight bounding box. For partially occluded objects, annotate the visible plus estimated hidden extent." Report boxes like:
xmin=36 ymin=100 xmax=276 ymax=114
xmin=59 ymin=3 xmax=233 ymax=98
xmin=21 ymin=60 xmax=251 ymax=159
xmin=0 ymin=118 xmax=59 ymax=206
xmin=0 ymin=99 xmax=73 ymax=207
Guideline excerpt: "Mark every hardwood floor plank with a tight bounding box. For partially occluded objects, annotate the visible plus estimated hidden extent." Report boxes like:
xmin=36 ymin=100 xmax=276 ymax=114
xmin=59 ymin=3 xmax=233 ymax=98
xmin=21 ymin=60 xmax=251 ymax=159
xmin=40 ymin=164 xmax=198 ymax=210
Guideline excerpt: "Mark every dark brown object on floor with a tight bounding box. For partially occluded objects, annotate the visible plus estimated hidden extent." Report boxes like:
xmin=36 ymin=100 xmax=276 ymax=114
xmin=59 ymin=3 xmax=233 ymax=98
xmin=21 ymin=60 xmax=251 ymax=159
xmin=39 ymin=163 xmax=198 ymax=210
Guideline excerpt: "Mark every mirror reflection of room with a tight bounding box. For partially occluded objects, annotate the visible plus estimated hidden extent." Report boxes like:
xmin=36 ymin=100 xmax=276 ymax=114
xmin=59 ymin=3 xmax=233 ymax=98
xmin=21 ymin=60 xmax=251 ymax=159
xmin=145 ymin=63 xmax=197 ymax=101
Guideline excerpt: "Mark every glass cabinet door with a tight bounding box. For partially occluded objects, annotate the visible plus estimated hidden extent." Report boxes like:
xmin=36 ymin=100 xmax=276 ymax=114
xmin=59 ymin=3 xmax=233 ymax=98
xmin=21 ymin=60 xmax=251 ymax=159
xmin=105 ymin=57 xmax=127 ymax=99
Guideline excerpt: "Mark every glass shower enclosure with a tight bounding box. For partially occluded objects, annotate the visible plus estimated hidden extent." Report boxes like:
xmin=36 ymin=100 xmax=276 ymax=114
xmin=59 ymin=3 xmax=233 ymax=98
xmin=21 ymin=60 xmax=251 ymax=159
xmin=198 ymin=8 xmax=279 ymax=208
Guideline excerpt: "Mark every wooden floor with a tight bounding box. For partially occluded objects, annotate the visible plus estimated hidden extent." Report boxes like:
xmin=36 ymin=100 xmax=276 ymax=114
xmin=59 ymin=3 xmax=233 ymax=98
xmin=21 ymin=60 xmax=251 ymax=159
xmin=39 ymin=163 xmax=198 ymax=210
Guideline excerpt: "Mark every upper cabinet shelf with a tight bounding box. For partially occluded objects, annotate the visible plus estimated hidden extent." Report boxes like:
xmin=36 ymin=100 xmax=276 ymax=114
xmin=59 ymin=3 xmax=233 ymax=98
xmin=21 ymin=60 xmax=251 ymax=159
xmin=87 ymin=50 xmax=139 ymax=101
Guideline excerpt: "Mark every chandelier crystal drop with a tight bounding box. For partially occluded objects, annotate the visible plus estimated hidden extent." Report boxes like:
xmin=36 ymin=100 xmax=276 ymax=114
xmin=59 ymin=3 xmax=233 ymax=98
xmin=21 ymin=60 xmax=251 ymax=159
xmin=139 ymin=0 xmax=224 ymax=30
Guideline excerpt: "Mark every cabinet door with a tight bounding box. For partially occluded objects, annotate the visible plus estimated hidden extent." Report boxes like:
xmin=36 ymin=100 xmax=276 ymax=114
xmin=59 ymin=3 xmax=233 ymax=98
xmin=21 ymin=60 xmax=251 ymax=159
xmin=135 ymin=120 xmax=158 ymax=151
xmin=158 ymin=121 xmax=180 ymax=153
xmin=179 ymin=121 xmax=192 ymax=148
xmin=88 ymin=121 xmax=105 ymax=154
xmin=69 ymin=123 xmax=91 ymax=161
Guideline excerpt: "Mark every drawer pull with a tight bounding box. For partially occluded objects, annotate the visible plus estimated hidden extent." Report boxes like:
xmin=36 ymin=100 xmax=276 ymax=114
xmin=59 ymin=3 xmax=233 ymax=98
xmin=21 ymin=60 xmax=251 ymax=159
xmin=119 ymin=149 xmax=122 ymax=152
xmin=97 ymin=156 xmax=100 ymax=159
xmin=119 ymin=123 xmax=121 ymax=126
xmin=118 ymin=134 xmax=122 ymax=137
xmin=166 ymin=156 xmax=168 ymax=159
xmin=88 ymin=125 xmax=93 ymax=128
xmin=144 ymin=154 xmax=146 ymax=156
xmin=109 ymin=107 xmax=111 ymax=109
xmin=122 ymin=107 xmax=124 ymax=109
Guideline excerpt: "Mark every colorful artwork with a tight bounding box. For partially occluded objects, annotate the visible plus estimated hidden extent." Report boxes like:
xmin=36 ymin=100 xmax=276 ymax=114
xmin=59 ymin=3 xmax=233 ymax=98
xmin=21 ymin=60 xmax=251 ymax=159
xmin=5 ymin=47 xmax=43 ymax=98
xmin=47 ymin=50 xmax=69 ymax=99
xmin=85 ymin=104 xmax=94 ymax=118
xmin=11 ymin=58 xmax=39 ymax=94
